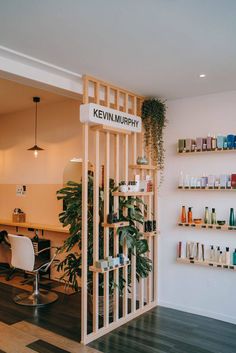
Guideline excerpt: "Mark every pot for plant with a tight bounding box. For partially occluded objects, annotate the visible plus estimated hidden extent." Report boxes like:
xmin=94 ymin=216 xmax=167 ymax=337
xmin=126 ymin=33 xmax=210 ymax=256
xmin=88 ymin=292 xmax=114 ymax=317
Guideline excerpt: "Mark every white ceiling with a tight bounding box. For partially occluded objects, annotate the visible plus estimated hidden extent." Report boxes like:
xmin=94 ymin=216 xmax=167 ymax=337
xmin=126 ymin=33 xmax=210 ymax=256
xmin=0 ymin=0 xmax=236 ymax=100
xmin=0 ymin=77 xmax=67 ymax=115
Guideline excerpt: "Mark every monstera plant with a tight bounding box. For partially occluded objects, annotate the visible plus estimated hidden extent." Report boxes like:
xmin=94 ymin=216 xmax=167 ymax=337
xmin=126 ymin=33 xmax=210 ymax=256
xmin=56 ymin=176 xmax=152 ymax=295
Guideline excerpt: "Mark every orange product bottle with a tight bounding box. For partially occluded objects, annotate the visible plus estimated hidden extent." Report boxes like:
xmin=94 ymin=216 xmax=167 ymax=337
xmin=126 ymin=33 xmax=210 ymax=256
xmin=181 ymin=206 xmax=186 ymax=223
xmin=188 ymin=207 xmax=193 ymax=223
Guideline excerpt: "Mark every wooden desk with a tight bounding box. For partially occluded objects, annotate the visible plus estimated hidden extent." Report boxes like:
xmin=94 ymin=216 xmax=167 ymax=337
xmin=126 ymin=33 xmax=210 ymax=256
xmin=0 ymin=220 xmax=70 ymax=281
xmin=0 ymin=219 xmax=69 ymax=234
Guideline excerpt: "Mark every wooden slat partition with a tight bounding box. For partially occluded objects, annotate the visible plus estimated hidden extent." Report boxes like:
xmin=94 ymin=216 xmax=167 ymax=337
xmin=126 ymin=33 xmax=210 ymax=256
xmin=81 ymin=75 xmax=158 ymax=344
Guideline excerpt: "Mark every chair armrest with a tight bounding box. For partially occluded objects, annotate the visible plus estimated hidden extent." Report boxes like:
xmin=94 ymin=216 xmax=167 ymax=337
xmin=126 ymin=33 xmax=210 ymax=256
xmin=37 ymin=246 xmax=59 ymax=255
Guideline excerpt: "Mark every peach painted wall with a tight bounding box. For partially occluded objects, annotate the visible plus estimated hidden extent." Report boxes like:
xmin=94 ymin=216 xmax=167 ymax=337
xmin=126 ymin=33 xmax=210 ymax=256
xmin=0 ymin=98 xmax=84 ymax=225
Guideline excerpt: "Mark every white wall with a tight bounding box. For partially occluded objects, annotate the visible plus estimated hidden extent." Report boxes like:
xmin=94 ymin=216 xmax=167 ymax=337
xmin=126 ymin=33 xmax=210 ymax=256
xmin=159 ymin=90 xmax=236 ymax=324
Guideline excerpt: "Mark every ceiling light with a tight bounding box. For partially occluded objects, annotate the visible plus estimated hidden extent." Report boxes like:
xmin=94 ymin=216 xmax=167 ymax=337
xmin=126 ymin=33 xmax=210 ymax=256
xmin=28 ymin=97 xmax=44 ymax=158
xmin=199 ymin=74 xmax=206 ymax=78
xmin=70 ymin=157 xmax=83 ymax=163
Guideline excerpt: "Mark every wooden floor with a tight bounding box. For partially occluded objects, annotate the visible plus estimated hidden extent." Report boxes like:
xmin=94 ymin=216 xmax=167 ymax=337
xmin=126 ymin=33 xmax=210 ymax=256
xmin=1 ymin=281 xmax=236 ymax=353
xmin=0 ymin=281 xmax=98 ymax=353
xmin=89 ymin=306 xmax=236 ymax=353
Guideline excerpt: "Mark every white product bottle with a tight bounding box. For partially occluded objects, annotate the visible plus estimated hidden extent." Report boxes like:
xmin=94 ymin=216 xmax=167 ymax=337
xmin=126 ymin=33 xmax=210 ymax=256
xmin=225 ymin=247 xmax=230 ymax=265
xmin=179 ymin=171 xmax=184 ymax=188
xmin=184 ymin=174 xmax=190 ymax=188
xmin=209 ymin=245 xmax=215 ymax=262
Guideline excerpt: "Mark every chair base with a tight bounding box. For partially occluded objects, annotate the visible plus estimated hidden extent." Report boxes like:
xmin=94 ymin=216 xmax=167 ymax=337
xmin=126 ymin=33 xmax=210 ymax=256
xmin=13 ymin=289 xmax=58 ymax=306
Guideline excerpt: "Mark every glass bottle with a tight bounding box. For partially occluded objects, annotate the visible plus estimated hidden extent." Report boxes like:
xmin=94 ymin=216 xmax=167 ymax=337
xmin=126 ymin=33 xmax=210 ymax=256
xmin=229 ymin=208 xmax=235 ymax=226
xmin=181 ymin=206 xmax=187 ymax=223
xmin=204 ymin=207 xmax=210 ymax=224
xmin=211 ymin=208 xmax=216 ymax=224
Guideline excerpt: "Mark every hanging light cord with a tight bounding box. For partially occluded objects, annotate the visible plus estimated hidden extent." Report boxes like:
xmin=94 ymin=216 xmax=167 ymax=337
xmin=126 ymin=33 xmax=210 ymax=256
xmin=34 ymin=101 xmax=38 ymax=146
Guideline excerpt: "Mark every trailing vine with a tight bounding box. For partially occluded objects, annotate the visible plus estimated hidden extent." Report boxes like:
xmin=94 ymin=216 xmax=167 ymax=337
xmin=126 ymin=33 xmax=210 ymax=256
xmin=141 ymin=98 xmax=167 ymax=172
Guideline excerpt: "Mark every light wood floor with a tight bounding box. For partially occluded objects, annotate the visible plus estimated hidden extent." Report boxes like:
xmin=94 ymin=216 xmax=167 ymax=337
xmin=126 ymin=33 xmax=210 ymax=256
xmin=0 ymin=320 xmax=101 ymax=353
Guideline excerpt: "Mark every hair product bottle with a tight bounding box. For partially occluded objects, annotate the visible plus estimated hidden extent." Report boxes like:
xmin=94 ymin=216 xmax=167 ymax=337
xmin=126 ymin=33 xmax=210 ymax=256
xmin=225 ymin=247 xmax=230 ymax=265
xmin=204 ymin=207 xmax=210 ymax=224
xmin=212 ymin=135 xmax=217 ymax=150
xmin=233 ymin=249 xmax=236 ymax=266
xmin=218 ymin=251 xmax=223 ymax=263
xmin=229 ymin=208 xmax=235 ymax=226
xmin=209 ymin=245 xmax=215 ymax=262
xmin=211 ymin=208 xmax=216 ymax=224
xmin=188 ymin=207 xmax=193 ymax=223
xmin=179 ymin=171 xmax=184 ymax=188
xmin=181 ymin=206 xmax=186 ymax=223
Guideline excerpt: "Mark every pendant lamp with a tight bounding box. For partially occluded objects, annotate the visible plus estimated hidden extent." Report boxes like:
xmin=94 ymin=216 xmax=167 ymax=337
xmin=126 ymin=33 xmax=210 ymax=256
xmin=28 ymin=96 xmax=44 ymax=158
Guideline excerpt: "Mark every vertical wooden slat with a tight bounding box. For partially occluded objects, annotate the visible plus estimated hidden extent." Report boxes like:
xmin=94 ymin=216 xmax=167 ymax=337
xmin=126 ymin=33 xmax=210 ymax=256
xmin=81 ymin=123 xmax=88 ymax=343
xmin=153 ymin=168 xmax=158 ymax=302
xmin=94 ymin=82 xmax=100 ymax=104
xmin=93 ymin=130 xmax=100 ymax=332
xmin=81 ymin=77 xmax=89 ymax=344
xmin=123 ymin=133 xmax=129 ymax=317
xmin=114 ymin=90 xmax=119 ymax=110
xmin=139 ymin=168 xmax=144 ymax=309
xmin=104 ymin=132 xmax=110 ymax=326
xmin=131 ymin=132 xmax=137 ymax=312
xmin=146 ymin=146 xmax=152 ymax=304
xmin=114 ymin=134 xmax=120 ymax=321
xmin=139 ymin=131 xmax=145 ymax=309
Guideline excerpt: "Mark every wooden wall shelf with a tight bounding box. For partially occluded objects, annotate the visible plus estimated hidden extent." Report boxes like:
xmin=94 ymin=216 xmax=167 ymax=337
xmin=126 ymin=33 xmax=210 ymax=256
xmin=177 ymin=257 xmax=236 ymax=271
xmin=102 ymin=221 xmax=129 ymax=229
xmin=178 ymin=222 xmax=236 ymax=231
xmin=178 ymin=187 xmax=236 ymax=191
xmin=143 ymin=231 xmax=158 ymax=237
xmin=178 ymin=149 xmax=236 ymax=155
xmin=112 ymin=191 xmax=154 ymax=197
xmin=89 ymin=261 xmax=130 ymax=273
xmin=129 ymin=164 xmax=157 ymax=170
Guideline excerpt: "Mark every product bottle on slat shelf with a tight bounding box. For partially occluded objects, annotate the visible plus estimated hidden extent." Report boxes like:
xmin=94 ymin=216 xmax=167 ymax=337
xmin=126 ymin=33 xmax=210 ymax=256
xmin=181 ymin=206 xmax=186 ymax=223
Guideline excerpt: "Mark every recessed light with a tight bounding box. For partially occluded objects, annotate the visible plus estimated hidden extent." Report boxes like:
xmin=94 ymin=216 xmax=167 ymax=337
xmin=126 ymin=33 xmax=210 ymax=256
xmin=199 ymin=74 xmax=206 ymax=78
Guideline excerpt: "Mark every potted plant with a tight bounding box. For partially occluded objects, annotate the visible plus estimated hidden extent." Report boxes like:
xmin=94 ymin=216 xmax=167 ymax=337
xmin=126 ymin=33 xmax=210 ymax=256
xmin=56 ymin=176 xmax=152 ymax=316
xmin=141 ymin=98 xmax=167 ymax=171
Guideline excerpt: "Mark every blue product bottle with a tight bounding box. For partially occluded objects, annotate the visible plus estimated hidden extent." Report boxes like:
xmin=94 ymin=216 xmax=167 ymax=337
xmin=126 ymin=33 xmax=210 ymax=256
xmin=234 ymin=135 xmax=236 ymax=149
xmin=229 ymin=208 xmax=235 ymax=226
xmin=233 ymin=249 xmax=236 ymax=265
xmin=227 ymin=135 xmax=235 ymax=149
xmin=217 ymin=135 xmax=224 ymax=149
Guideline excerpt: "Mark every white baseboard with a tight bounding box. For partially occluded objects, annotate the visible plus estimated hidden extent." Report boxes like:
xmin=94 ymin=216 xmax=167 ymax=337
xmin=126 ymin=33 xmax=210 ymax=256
xmin=158 ymin=300 xmax=236 ymax=325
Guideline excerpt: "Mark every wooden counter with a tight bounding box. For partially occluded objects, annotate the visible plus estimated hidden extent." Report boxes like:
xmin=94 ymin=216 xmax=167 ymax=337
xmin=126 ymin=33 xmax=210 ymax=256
xmin=0 ymin=219 xmax=69 ymax=234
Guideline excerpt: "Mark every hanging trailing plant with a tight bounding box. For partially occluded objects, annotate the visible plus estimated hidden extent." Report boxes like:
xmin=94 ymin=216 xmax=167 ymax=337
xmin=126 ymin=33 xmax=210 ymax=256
xmin=141 ymin=98 xmax=167 ymax=171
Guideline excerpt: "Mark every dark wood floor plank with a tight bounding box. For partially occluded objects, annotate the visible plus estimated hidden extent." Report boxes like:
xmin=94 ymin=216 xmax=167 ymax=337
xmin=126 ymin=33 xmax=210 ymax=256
xmin=89 ymin=306 xmax=236 ymax=353
xmin=1 ymin=281 xmax=236 ymax=353
xmin=27 ymin=339 xmax=71 ymax=353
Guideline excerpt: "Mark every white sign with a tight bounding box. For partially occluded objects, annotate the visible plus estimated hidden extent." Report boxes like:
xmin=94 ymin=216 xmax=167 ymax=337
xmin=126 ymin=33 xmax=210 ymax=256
xmin=80 ymin=103 xmax=142 ymax=133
